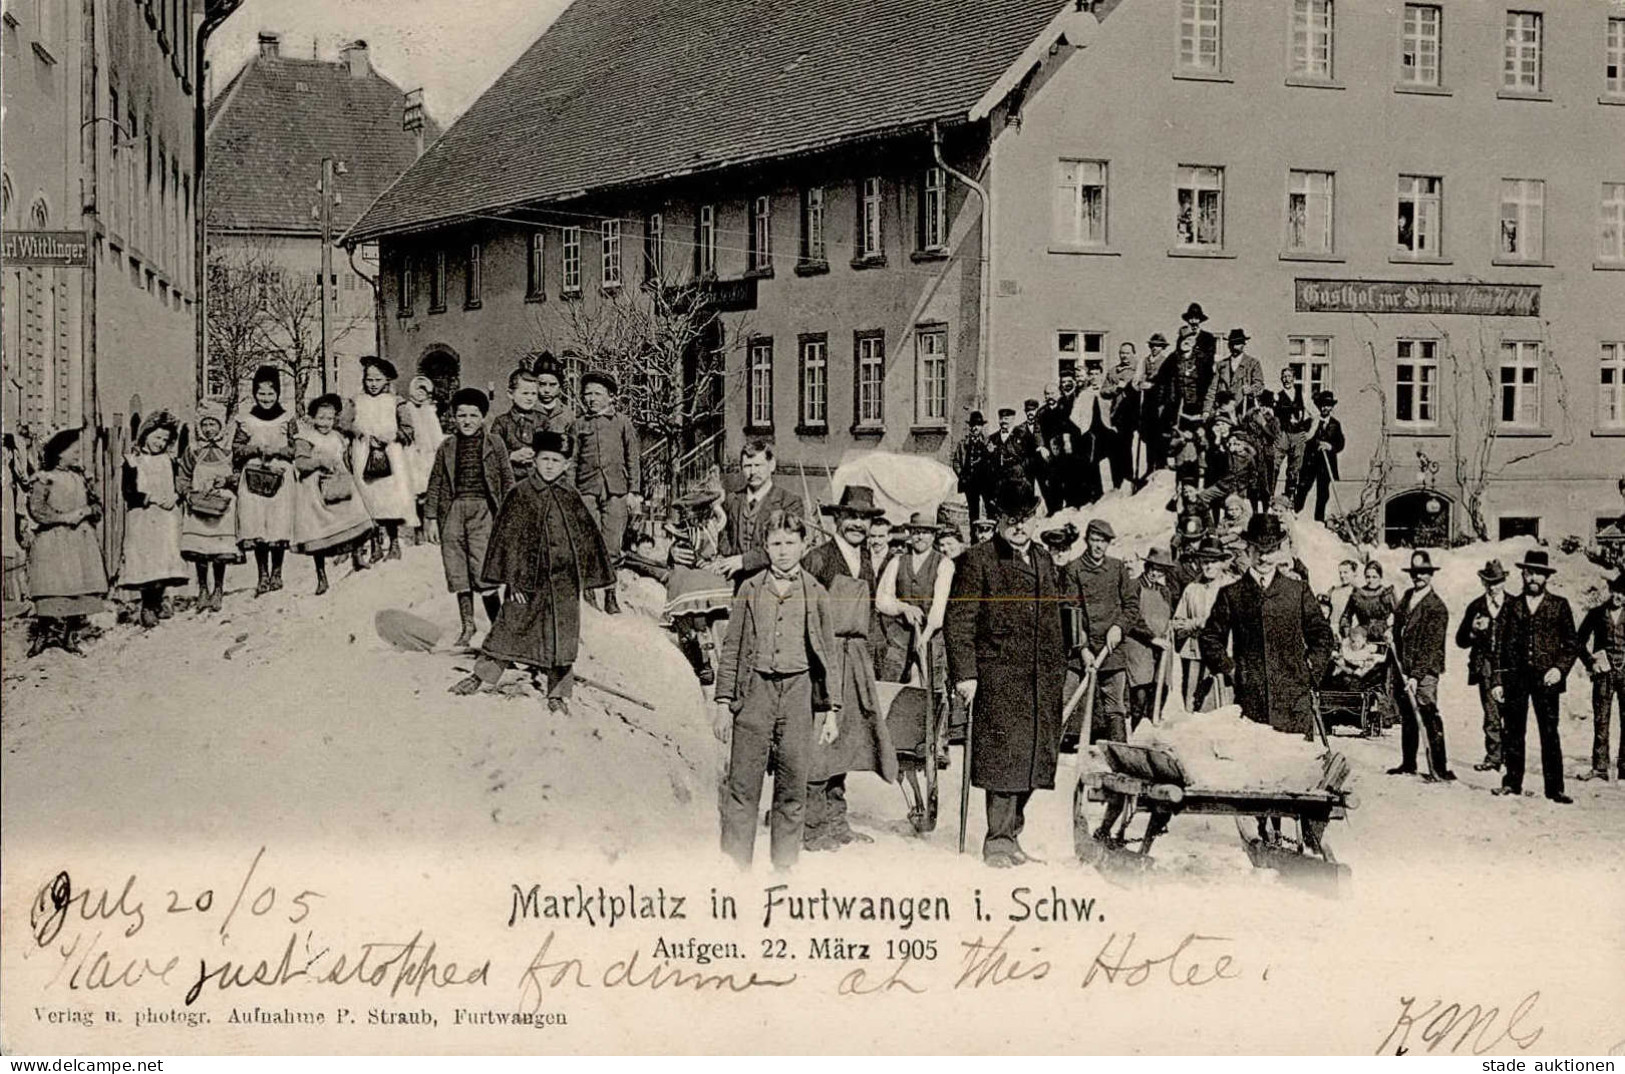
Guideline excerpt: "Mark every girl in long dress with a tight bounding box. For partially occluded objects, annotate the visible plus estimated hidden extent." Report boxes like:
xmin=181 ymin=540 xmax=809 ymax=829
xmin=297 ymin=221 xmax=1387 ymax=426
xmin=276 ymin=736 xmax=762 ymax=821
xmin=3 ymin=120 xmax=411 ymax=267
xmin=177 ymin=400 xmax=243 ymax=613
xmin=233 ymin=365 xmax=298 ymax=596
xmin=292 ymin=393 xmax=375 ymax=594
xmin=120 ymin=411 xmax=189 ymax=629
xmin=402 ymin=375 xmax=445 ymax=536
xmin=25 ymin=427 xmax=110 ymax=655
xmin=345 ymin=356 xmax=416 ymax=562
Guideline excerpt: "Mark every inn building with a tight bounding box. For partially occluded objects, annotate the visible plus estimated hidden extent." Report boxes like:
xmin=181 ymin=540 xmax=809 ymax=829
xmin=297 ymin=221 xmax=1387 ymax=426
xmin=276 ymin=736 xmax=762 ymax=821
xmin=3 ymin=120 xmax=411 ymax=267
xmin=346 ymin=0 xmax=1623 ymax=543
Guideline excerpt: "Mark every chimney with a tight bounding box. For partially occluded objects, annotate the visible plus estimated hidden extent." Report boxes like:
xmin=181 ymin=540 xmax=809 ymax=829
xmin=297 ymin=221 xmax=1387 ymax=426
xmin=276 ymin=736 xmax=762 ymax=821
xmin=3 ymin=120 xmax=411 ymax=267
xmin=341 ymin=39 xmax=371 ymax=78
xmin=257 ymin=31 xmax=280 ymax=60
xmin=403 ymin=88 xmax=425 ymax=158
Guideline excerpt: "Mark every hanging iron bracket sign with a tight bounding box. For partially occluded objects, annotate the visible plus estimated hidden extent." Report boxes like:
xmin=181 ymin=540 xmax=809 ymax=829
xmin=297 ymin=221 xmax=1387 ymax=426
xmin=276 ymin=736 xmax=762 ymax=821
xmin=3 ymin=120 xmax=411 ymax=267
xmin=1294 ymin=278 xmax=1540 ymax=317
xmin=2 ymin=230 xmax=91 ymax=268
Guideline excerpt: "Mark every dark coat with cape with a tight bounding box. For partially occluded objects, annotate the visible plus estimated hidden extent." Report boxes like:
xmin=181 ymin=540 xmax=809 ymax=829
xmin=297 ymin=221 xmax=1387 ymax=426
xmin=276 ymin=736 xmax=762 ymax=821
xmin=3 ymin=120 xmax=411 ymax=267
xmin=945 ymin=535 xmax=1073 ymax=793
xmin=478 ymin=473 xmax=613 ymax=669
xmin=1199 ymin=569 xmax=1333 ymax=735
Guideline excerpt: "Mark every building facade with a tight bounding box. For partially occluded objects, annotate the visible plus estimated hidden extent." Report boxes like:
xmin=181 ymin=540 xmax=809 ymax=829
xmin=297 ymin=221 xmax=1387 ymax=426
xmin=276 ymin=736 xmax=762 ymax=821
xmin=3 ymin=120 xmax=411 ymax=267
xmin=988 ymin=0 xmax=1624 ymax=543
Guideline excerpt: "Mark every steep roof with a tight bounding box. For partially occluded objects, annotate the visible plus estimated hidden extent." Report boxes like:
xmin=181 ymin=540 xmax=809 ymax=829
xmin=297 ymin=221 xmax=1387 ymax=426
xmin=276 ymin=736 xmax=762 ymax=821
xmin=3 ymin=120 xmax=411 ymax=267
xmin=345 ymin=0 xmax=1083 ymax=243
xmin=206 ymin=53 xmax=441 ymax=235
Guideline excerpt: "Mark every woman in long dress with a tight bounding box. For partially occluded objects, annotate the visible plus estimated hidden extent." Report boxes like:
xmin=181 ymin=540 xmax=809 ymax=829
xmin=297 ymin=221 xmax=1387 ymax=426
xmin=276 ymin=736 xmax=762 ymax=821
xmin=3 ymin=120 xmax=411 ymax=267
xmin=233 ymin=365 xmax=298 ymax=595
xmin=25 ymin=427 xmax=110 ymax=655
xmin=402 ymin=375 xmax=445 ymax=536
xmin=344 ymin=356 xmax=416 ymax=562
xmin=120 ymin=410 xmax=190 ymax=629
xmin=292 ymin=394 xmax=375 ymax=594
xmin=177 ymin=400 xmax=243 ymax=613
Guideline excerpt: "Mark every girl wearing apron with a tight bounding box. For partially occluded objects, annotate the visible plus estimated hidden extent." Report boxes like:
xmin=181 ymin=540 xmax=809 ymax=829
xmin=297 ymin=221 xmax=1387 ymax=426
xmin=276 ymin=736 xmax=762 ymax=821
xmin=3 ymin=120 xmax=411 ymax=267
xmin=345 ymin=356 xmax=416 ymax=562
xmin=292 ymin=394 xmax=376 ymax=594
xmin=120 ymin=411 xmax=190 ymax=628
xmin=178 ymin=399 xmax=243 ymax=612
xmin=233 ymin=365 xmax=298 ymax=595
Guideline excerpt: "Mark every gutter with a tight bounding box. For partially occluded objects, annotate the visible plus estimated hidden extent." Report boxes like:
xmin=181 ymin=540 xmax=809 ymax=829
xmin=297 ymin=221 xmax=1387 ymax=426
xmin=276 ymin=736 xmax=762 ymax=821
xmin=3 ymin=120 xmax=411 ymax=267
xmin=932 ymin=121 xmax=993 ymax=414
xmin=193 ymin=0 xmax=245 ymax=404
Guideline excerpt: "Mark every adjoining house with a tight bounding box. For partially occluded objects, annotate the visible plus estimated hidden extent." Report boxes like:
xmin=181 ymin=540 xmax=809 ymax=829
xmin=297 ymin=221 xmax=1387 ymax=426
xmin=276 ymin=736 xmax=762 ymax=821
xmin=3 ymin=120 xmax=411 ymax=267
xmin=206 ymin=33 xmax=438 ymax=406
xmin=347 ymin=0 xmax=1623 ymax=544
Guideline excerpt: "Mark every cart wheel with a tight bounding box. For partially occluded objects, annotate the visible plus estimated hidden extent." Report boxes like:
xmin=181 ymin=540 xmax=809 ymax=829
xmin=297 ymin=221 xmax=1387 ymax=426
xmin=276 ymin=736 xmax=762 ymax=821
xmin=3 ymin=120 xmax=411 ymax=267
xmin=1073 ymin=779 xmax=1106 ymax=866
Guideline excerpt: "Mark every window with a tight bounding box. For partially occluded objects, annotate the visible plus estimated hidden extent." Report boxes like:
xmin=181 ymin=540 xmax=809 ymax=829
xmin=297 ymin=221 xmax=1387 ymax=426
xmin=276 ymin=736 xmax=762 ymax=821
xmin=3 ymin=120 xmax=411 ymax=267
xmin=601 ymin=219 xmax=622 ymax=289
xmin=465 ymin=243 xmax=482 ymax=308
xmin=920 ymin=168 xmax=947 ymax=252
xmin=798 ymin=335 xmax=828 ymax=430
xmin=1602 ymin=183 xmax=1625 ymax=262
xmin=396 ymin=256 xmax=413 ymax=315
xmin=1287 ymin=336 xmax=1333 ymax=397
xmin=1499 ymin=340 xmax=1542 ymax=428
xmin=1287 ymin=170 xmax=1334 ymax=253
xmin=1054 ymin=160 xmax=1107 ymax=247
xmin=1057 ymin=330 xmax=1107 ymax=379
xmin=1503 ymin=11 xmax=1543 ymax=92
xmin=429 ymin=250 xmax=446 ymax=311
xmin=1396 ymin=174 xmax=1443 ymax=256
xmin=527 ymin=230 xmax=545 ymax=298
xmin=1599 ymin=342 xmax=1625 ymax=428
xmin=1498 ymin=516 xmax=1541 ymax=540
xmin=562 ymin=226 xmax=582 ymax=294
xmin=1291 ymin=0 xmax=1334 ymax=80
xmin=643 ymin=213 xmax=663 ymax=283
xmin=1400 ymin=5 xmax=1442 ymax=87
xmin=1609 ymin=18 xmax=1625 ymax=95
xmin=1175 ymin=165 xmax=1224 ymax=249
xmin=801 ymin=187 xmax=826 ymax=266
xmin=854 ymin=332 xmax=885 ymax=429
xmin=747 ymin=196 xmax=771 ymax=273
xmin=915 ymin=326 xmax=948 ymax=427
xmin=1395 ymin=338 xmax=1439 ymax=425
xmin=746 ymin=338 xmax=774 ymax=431
xmin=108 ymin=85 xmax=121 ymax=234
xmin=1498 ymin=179 xmax=1544 ymax=261
xmin=857 ymin=177 xmax=883 ymax=261
xmin=695 ymin=205 xmax=716 ymax=277
xmin=1178 ymin=0 xmax=1222 ymax=71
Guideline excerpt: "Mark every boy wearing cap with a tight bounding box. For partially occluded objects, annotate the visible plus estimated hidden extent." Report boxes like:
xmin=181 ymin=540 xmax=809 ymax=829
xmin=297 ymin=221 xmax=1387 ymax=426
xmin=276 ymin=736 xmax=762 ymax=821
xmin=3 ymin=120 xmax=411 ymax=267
xmin=450 ymin=430 xmax=612 ymax=712
xmin=1456 ymin=560 xmax=1510 ymax=771
xmin=1389 ymin=551 xmax=1454 ymax=781
xmin=424 ymin=387 xmax=516 ymax=649
xmin=573 ymin=370 xmax=642 ymax=615
xmin=1492 ymin=551 xmax=1579 ymax=803
xmin=1060 ymin=518 xmax=1144 ymax=748
xmin=1574 ymin=573 xmax=1625 ymax=781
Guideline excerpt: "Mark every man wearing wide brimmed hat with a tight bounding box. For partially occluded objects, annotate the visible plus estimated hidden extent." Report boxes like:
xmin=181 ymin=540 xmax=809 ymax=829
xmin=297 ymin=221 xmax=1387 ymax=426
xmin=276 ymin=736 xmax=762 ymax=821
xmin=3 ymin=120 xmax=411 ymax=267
xmin=1456 ymin=559 xmax=1511 ymax=771
xmin=1198 ymin=513 xmax=1332 ymax=737
xmin=1177 ymin=302 xmax=1217 ymax=367
xmin=945 ymin=479 xmax=1077 ymax=867
xmin=572 ymin=369 xmax=641 ymax=614
xmin=1389 ymin=551 xmax=1455 ymax=781
xmin=801 ymin=485 xmax=885 ymax=590
xmin=1205 ymin=328 xmax=1265 ymax=419
xmin=1491 ymin=550 xmax=1579 ymax=803
xmin=952 ymin=410 xmax=993 ymax=524
xmin=1575 ymin=571 xmax=1625 ymax=781
xmin=1295 ymin=389 xmax=1345 ymax=521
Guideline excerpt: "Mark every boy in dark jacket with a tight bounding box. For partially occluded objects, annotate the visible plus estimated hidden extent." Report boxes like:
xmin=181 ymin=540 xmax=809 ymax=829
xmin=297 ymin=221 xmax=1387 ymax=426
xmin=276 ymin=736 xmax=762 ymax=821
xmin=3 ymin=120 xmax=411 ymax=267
xmin=489 ymin=367 xmax=544 ymax=480
xmin=425 ymin=387 xmax=516 ymax=649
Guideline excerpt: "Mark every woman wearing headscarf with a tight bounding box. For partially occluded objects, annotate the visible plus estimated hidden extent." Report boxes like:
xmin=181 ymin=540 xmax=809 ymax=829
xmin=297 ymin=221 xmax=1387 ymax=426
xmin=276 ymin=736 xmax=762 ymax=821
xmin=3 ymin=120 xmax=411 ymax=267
xmin=233 ymin=365 xmax=299 ymax=595
xmin=121 ymin=410 xmax=190 ymax=628
xmin=177 ymin=399 xmax=243 ymax=612
xmin=25 ymin=427 xmax=110 ymax=655
xmin=343 ymin=355 xmax=417 ymax=563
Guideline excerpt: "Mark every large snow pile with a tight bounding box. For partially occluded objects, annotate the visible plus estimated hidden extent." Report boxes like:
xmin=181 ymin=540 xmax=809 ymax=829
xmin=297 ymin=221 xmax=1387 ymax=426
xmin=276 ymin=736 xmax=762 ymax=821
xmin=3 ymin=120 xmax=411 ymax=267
xmin=830 ymin=451 xmax=958 ymax=522
xmin=1130 ymin=704 xmax=1330 ymax=791
xmin=1044 ymin=470 xmax=1181 ymax=566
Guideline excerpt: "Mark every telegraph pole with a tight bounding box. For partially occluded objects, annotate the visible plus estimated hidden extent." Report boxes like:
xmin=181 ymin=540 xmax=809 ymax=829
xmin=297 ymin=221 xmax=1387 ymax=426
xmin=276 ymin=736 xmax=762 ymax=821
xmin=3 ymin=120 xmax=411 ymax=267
xmin=316 ymin=157 xmax=345 ymax=393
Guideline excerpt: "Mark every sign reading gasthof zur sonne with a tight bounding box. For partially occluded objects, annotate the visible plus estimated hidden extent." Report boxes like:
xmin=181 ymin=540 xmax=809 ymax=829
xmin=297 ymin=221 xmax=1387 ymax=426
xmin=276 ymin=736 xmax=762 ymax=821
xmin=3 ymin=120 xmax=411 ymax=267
xmin=1294 ymin=278 xmax=1540 ymax=317
xmin=1 ymin=230 xmax=90 ymax=268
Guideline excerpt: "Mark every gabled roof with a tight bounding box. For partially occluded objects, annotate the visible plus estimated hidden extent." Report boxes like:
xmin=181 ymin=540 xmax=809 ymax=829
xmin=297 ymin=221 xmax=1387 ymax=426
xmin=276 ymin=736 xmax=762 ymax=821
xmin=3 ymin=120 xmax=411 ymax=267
xmin=206 ymin=53 xmax=441 ymax=235
xmin=346 ymin=0 xmax=1095 ymax=244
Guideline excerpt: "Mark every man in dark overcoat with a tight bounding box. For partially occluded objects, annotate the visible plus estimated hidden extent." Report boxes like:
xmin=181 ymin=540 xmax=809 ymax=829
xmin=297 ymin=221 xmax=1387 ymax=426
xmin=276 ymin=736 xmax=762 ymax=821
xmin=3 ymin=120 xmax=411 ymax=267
xmin=1455 ymin=559 xmax=1510 ymax=772
xmin=945 ymin=480 xmax=1079 ymax=868
xmin=1388 ymin=550 xmax=1454 ymax=781
xmin=714 ymin=440 xmax=804 ymax=583
xmin=1060 ymin=518 xmax=1143 ymax=749
xmin=1198 ymin=514 xmax=1332 ymax=735
xmin=1492 ymin=551 xmax=1579 ymax=803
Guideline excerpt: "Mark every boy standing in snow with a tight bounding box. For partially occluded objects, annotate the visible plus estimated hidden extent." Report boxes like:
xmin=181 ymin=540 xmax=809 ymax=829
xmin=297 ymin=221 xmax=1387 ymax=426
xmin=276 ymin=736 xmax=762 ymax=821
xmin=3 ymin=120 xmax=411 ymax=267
xmin=489 ymin=368 xmax=544 ymax=481
xmin=713 ymin=510 xmax=840 ymax=870
xmin=448 ymin=430 xmax=611 ymax=712
xmin=424 ymin=387 xmax=515 ymax=650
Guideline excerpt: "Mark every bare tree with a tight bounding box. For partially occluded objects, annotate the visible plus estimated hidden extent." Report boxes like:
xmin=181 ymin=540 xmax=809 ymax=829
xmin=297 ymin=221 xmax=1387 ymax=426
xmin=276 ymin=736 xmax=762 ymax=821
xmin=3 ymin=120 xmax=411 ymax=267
xmin=204 ymin=240 xmax=275 ymax=415
xmin=1326 ymin=338 xmax=1397 ymax=547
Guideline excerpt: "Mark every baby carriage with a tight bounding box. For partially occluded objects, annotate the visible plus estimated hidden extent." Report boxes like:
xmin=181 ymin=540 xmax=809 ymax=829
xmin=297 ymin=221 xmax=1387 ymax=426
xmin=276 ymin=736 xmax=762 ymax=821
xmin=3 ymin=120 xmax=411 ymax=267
xmin=1317 ymin=638 xmax=1392 ymax=737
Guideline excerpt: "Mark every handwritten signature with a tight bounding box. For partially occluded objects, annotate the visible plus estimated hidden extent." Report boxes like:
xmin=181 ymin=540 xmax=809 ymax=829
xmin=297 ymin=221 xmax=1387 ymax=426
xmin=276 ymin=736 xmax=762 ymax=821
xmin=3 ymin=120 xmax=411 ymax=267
xmin=1376 ymin=991 xmax=1545 ymax=1056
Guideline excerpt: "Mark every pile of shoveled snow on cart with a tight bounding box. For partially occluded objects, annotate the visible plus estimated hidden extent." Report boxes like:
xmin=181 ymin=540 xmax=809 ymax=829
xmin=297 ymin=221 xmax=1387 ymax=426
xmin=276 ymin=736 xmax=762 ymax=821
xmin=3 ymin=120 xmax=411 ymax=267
xmin=1123 ymin=701 xmax=1335 ymax=792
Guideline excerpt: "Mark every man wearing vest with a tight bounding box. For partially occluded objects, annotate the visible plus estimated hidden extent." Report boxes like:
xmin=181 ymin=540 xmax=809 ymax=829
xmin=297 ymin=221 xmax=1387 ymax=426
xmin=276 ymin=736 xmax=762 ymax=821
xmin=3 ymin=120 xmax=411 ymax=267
xmin=1492 ymin=551 xmax=1579 ymax=804
xmin=876 ymin=511 xmax=956 ymax=691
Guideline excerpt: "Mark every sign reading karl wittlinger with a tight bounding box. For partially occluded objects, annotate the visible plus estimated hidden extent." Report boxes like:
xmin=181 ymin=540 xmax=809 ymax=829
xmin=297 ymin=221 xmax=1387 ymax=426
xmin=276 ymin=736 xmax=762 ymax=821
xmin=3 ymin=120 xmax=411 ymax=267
xmin=1294 ymin=277 xmax=1540 ymax=317
xmin=1 ymin=230 xmax=90 ymax=268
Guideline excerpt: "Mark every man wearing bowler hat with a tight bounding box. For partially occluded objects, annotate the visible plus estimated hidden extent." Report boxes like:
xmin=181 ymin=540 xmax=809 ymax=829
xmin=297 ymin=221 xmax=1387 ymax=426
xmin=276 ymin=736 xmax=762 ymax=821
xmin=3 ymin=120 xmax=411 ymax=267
xmin=1296 ymin=390 xmax=1345 ymax=521
xmin=1206 ymin=328 xmax=1265 ymax=419
xmin=1456 ymin=560 xmax=1511 ymax=771
xmin=952 ymin=411 xmax=993 ymax=524
xmin=1492 ymin=550 xmax=1579 ymax=803
xmin=1177 ymin=302 xmax=1217 ymax=366
xmin=573 ymin=369 xmax=641 ymax=614
xmin=1575 ymin=572 xmax=1625 ymax=781
xmin=1389 ymin=550 xmax=1455 ymax=781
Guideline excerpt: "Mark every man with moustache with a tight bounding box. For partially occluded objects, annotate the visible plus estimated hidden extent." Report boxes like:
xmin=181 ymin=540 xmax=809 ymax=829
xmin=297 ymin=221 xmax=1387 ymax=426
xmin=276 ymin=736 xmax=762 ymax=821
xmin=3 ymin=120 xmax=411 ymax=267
xmin=1574 ymin=572 xmax=1625 ymax=782
xmin=1388 ymin=550 xmax=1455 ymax=782
xmin=1295 ymin=391 xmax=1345 ymax=522
xmin=1456 ymin=559 xmax=1511 ymax=772
xmin=1491 ymin=551 xmax=1579 ymax=804
xmin=713 ymin=440 xmax=804 ymax=583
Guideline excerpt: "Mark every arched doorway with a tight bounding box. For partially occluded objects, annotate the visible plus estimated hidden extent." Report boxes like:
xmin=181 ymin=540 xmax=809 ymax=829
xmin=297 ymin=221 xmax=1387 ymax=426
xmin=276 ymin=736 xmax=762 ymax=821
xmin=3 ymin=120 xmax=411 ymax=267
xmin=1384 ymin=489 xmax=1454 ymax=549
xmin=417 ymin=347 xmax=460 ymax=421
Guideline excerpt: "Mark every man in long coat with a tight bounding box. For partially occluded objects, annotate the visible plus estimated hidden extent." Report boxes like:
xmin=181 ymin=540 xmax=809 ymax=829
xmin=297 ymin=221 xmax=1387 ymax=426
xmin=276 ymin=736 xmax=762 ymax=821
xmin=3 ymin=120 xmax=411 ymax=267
xmin=946 ymin=481 xmax=1078 ymax=867
xmin=1455 ymin=559 xmax=1510 ymax=771
xmin=1199 ymin=514 xmax=1332 ymax=735
xmin=1389 ymin=550 xmax=1454 ymax=780
xmin=1061 ymin=518 xmax=1143 ymax=749
xmin=1492 ymin=551 xmax=1579 ymax=803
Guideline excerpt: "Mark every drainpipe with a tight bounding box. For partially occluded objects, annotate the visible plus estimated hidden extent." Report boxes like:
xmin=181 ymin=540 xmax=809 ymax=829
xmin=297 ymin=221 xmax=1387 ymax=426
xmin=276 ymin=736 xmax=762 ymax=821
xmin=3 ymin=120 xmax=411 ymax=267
xmin=932 ymin=122 xmax=992 ymax=413
xmin=194 ymin=0 xmax=244 ymax=404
